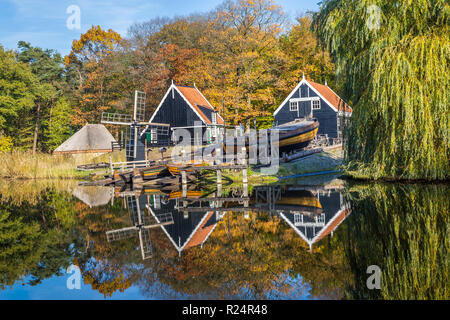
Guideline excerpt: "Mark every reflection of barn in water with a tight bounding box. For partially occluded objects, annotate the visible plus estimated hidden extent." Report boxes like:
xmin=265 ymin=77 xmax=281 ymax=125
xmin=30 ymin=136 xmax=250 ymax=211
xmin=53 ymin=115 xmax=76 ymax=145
xmin=146 ymin=194 xmax=220 ymax=255
xmin=261 ymin=186 xmax=351 ymax=250
xmin=105 ymin=184 xmax=350 ymax=259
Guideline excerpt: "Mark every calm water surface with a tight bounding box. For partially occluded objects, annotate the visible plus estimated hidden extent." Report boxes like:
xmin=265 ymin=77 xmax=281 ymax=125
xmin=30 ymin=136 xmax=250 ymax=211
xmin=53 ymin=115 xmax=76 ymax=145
xmin=0 ymin=177 xmax=447 ymax=300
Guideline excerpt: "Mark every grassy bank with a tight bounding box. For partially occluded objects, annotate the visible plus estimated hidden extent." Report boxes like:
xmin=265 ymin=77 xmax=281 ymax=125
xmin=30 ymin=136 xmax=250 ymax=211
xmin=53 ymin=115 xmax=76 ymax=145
xmin=343 ymin=161 xmax=450 ymax=183
xmin=277 ymin=148 xmax=344 ymax=178
xmin=0 ymin=150 xmax=127 ymax=180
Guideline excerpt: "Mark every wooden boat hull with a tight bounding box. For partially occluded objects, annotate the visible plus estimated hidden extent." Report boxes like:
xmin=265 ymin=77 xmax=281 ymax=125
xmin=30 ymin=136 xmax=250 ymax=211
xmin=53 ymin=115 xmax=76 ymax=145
xmin=223 ymin=119 xmax=319 ymax=154
xmin=140 ymin=165 xmax=169 ymax=180
xmin=275 ymin=120 xmax=319 ymax=153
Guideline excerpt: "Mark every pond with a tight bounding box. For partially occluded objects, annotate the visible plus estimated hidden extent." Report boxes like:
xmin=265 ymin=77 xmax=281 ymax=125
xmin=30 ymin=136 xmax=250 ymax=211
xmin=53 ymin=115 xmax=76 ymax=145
xmin=0 ymin=177 xmax=447 ymax=300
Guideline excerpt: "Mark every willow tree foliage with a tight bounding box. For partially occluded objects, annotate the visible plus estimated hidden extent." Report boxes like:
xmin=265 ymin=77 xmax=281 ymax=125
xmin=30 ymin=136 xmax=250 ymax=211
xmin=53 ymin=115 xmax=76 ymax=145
xmin=344 ymin=183 xmax=448 ymax=299
xmin=313 ymin=0 xmax=449 ymax=180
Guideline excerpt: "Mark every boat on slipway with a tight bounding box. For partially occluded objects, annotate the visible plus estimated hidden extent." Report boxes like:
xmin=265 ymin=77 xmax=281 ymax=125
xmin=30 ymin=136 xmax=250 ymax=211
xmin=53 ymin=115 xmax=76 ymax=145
xmin=273 ymin=119 xmax=319 ymax=153
xmin=223 ymin=118 xmax=319 ymax=154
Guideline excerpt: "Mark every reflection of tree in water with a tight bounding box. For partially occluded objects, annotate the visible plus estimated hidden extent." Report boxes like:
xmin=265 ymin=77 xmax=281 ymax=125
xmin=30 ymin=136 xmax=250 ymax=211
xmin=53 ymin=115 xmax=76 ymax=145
xmin=3 ymin=182 xmax=445 ymax=300
xmin=137 ymin=211 xmax=352 ymax=299
xmin=0 ymin=184 xmax=354 ymax=299
xmin=72 ymin=200 xmax=143 ymax=297
xmin=344 ymin=183 xmax=449 ymax=300
xmin=0 ymin=189 xmax=75 ymax=289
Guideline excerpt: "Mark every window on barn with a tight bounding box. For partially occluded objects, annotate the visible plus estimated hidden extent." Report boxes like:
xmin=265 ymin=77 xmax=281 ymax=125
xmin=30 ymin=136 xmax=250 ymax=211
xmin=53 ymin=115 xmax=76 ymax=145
xmin=290 ymin=101 xmax=298 ymax=111
xmin=212 ymin=112 xmax=217 ymax=124
xmin=294 ymin=214 xmax=302 ymax=225
xmin=312 ymin=100 xmax=321 ymax=110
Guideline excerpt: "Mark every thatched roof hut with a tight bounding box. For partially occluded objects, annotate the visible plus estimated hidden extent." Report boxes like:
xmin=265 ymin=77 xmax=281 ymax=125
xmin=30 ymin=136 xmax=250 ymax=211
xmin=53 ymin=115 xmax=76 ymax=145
xmin=53 ymin=124 xmax=116 ymax=155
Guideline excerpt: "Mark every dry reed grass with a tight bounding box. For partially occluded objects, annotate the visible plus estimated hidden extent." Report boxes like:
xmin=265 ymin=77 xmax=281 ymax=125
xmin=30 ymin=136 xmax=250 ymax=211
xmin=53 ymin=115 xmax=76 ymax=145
xmin=0 ymin=150 xmax=125 ymax=179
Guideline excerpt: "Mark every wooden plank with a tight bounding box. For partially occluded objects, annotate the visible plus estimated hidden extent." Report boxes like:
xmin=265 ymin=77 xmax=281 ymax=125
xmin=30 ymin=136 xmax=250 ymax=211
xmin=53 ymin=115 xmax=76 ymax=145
xmin=175 ymin=197 xmax=250 ymax=202
xmin=179 ymin=164 xmax=248 ymax=171
xmin=142 ymin=221 xmax=174 ymax=229
xmin=181 ymin=207 xmax=251 ymax=213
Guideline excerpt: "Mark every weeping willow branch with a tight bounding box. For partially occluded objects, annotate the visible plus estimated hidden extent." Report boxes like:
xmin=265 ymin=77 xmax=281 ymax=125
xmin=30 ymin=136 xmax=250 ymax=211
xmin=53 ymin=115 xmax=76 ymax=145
xmin=343 ymin=183 xmax=448 ymax=299
xmin=313 ymin=0 xmax=449 ymax=180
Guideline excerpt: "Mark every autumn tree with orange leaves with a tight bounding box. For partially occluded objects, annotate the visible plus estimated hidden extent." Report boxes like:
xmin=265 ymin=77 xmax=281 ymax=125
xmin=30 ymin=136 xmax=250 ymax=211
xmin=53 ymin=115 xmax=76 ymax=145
xmin=65 ymin=26 xmax=133 ymax=126
xmin=1 ymin=0 xmax=337 ymax=151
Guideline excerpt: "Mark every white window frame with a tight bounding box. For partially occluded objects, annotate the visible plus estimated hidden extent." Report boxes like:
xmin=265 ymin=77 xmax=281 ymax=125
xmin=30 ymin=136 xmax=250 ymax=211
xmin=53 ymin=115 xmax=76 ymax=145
xmin=150 ymin=128 xmax=158 ymax=144
xmin=312 ymin=100 xmax=321 ymax=110
xmin=294 ymin=214 xmax=302 ymax=224
xmin=211 ymin=126 xmax=218 ymax=138
xmin=290 ymin=101 xmax=298 ymax=112
xmin=211 ymin=112 xmax=217 ymax=124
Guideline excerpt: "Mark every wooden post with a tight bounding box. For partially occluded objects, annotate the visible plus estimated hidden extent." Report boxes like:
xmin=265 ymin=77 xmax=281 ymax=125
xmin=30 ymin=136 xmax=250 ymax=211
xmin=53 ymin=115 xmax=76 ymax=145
xmin=215 ymin=147 xmax=222 ymax=165
xmin=243 ymin=167 xmax=248 ymax=184
xmin=182 ymin=170 xmax=187 ymax=186
xmin=144 ymin=138 xmax=148 ymax=162
xmin=109 ymin=155 xmax=113 ymax=175
xmin=181 ymin=149 xmax=186 ymax=165
xmin=217 ymin=169 xmax=222 ymax=185
xmin=182 ymin=181 xmax=187 ymax=198
xmin=241 ymin=147 xmax=248 ymax=184
xmin=243 ymin=182 xmax=249 ymax=209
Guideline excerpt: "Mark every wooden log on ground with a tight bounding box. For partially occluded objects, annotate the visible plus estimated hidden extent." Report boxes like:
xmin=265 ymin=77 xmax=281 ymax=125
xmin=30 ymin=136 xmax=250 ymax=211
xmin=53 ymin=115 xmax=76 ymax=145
xmin=282 ymin=148 xmax=323 ymax=163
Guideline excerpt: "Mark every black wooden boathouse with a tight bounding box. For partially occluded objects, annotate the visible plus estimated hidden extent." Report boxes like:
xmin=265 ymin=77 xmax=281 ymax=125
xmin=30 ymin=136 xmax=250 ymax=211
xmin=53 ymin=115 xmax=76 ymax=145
xmin=273 ymin=76 xmax=352 ymax=143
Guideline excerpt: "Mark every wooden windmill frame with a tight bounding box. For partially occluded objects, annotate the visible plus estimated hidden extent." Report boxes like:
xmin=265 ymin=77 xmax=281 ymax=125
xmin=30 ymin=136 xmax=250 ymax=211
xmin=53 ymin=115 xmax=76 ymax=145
xmin=101 ymin=90 xmax=170 ymax=161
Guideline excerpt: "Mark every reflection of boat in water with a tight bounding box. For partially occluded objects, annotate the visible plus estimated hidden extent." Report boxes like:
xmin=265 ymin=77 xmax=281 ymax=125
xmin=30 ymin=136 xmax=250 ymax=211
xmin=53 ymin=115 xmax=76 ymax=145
xmin=168 ymin=190 xmax=202 ymax=200
xmin=223 ymin=119 xmax=319 ymax=154
xmin=140 ymin=165 xmax=170 ymax=180
xmin=269 ymin=190 xmax=322 ymax=214
xmin=166 ymin=162 xmax=204 ymax=176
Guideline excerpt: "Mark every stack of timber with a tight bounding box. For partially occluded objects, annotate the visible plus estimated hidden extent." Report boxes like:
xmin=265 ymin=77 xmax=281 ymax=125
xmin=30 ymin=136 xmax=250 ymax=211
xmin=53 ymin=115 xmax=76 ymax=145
xmin=78 ymin=163 xmax=201 ymax=188
xmin=77 ymin=162 xmax=110 ymax=171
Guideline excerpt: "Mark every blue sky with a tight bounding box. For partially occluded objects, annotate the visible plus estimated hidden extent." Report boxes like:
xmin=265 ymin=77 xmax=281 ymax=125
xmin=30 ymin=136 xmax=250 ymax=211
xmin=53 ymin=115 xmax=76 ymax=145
xmin=0 ymin=0 xmax=320 ymax=56
xmin=0 ymin=271 xmax=311 ymax=300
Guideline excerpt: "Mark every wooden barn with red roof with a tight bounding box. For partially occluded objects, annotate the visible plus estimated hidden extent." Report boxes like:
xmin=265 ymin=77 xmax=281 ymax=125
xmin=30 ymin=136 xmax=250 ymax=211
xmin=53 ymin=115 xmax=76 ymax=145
xmin=273 ymin=75 xmax=352 ymax=143
xmin=145 ymin=82 xmax=225 ymax=146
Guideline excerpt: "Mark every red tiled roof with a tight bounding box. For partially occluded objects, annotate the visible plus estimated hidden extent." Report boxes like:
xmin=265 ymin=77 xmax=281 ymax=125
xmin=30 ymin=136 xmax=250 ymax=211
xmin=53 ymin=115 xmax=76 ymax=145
xmin=176 ymin=85 xmax=224 ymax=125
xmin=315 ymin=208 xmax=351 ymax=243
xmin=184 ymin=212 xmax=216 ymax=250
xmin=308 ymin=80 xmax=353 ymax=113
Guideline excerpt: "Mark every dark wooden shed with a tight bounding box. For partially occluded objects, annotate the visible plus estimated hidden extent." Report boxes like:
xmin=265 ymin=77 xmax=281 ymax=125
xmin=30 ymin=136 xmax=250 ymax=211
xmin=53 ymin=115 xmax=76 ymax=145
xmin=274 ymin=75 xmax=352 ymax=143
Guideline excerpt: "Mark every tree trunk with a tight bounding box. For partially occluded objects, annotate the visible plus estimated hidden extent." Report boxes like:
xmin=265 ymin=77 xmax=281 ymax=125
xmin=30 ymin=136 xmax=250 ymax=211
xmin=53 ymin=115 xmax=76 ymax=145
xmin=32 ymin=101 xmax=41 ymax=155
